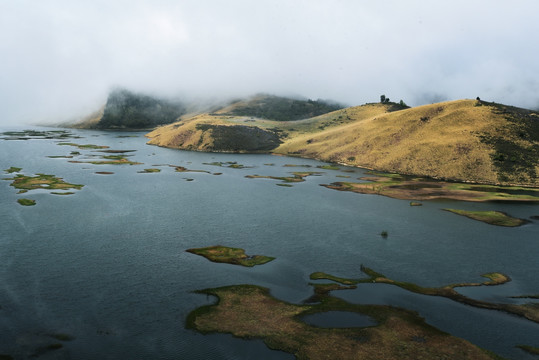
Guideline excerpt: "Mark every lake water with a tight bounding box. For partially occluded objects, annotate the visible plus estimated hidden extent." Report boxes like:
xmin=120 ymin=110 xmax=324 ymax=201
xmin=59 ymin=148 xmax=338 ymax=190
xmin=0 ymin=126 xmax=538 ymax=359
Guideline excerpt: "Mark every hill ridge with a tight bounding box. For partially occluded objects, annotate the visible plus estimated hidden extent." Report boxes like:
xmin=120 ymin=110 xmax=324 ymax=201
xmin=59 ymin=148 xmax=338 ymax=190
xmin=147 ymin=98 xmax=539 ymax=186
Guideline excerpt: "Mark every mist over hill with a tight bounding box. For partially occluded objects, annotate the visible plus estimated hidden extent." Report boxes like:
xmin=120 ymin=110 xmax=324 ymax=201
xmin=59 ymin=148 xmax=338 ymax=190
xmin=215 ymin=94 xmax=345 ymax=121
xmin=69 ymin=91 xmax=345 ymax=129
xmin=92 ymin=88 xmax=186 ymax=129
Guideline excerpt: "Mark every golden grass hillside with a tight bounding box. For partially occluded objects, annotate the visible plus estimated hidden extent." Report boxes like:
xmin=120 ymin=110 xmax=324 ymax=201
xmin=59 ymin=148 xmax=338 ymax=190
xmin=147 ymin=99 xmax=539 ymax=186
xmin=146 ymin=114 xmax=282 ymax=152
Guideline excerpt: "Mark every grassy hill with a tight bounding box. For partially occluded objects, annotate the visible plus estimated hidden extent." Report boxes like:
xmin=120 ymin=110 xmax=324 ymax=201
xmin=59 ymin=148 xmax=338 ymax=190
xmin=96 ymin=88 xmax=186 ymax=129
xmin=214 ymin=94 xmax=344 ymax=121
xmin=147 ymin=99 xmax=539 ymax=186
xmin=67 ymin=88 xmax=187 ymax=130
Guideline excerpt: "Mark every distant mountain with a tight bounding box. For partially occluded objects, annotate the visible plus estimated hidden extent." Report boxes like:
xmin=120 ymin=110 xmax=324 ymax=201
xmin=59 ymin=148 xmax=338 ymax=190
xmin=214 ymin=94 xmax=345 ymax=121
xmin=95 ymin=88 xmax=186 ymax=129
xmin=147 ymin=99 xmax=539 ymax=186
xmin=67 ymin=92 xmax=342 ymax=129
xmin=67 ymin=89 xmax=186 ymax=129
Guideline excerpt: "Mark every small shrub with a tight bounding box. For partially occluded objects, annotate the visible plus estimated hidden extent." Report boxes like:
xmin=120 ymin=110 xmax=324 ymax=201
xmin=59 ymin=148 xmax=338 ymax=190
xmin=380 ymin=231 xmax=388 ymax=238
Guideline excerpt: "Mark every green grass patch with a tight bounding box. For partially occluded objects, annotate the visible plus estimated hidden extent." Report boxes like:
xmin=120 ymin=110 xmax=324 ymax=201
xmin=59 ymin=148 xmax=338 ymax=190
xmin=187 ymin=284 xmax=502 ymax=360
xmin=444 ymin=209 xmax=528 ymax=227
xmin=1 ymin=129 xmax=78 ymax=140
xmin=510 ymin=294 xmax=539 ymax=299
xmin=17 ymin=198 xmax=36 ymax=206
xmin=71 ymin=158 xmax=142 ymax=165
xmin=5 ymin=173 xmax=84 ymax=193
xmin=186 ymin=245 xmax=275 ymax=267
xmin=310 ymin=272 xmax=359 ymax=285
xmin=202 ymin=161 xmax=253 ymax=169
xmin=4 ymin=167 xmax=22 ymax=173
xmin=57 ymin=142 xmax=109 ymax=149
xmin=410 ymin=202 xmax=422 ymax=206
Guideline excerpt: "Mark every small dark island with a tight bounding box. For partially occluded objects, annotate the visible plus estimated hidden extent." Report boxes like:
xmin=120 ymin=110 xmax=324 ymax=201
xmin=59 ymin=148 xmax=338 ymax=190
xmin=186 ymin=245 xmax=275 ymax=267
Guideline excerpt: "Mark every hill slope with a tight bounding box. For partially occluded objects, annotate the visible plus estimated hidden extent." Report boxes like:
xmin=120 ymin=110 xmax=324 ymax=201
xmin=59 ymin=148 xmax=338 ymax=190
xmin=214 ymin=94 xmax=345 ymax=121
xmin=147 ymin=99 xmax=539 ymax=186
xmin=96 ymin=88 xmax=186 ymax=129
xmin=68 ymin=89 xmax=187 ymax=129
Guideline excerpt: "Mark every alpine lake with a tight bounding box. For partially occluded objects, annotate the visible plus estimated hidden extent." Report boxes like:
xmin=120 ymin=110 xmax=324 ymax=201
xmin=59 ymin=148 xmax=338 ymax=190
xmin=0 ymin=126 xmax=538 ymax=359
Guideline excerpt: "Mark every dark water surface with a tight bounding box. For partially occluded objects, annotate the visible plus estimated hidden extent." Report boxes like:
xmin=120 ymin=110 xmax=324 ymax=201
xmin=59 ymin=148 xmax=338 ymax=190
xmin=0 ymin=127 xmax=538 ymax=359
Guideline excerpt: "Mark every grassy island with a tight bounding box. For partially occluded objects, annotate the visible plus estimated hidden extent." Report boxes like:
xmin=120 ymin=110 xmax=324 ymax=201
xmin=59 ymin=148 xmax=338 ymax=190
xmin=202 ymin=161 xmax=253 ymax=169
xmin=57 ymin=142 xmax=109 ymax=149
xmin=322 ymin=172 xmax=539 ymax=202
xmin=444 ymin=209 xmax=528 ymax=227
xmin=17 ymin=198 xmax=36 ymax=206
xmin=187 ymin=284 xmax=503 ymax=360
xmin=310 ymin=272 xmax=359 ymax=285
xmin=312 ymin=267 xmax=539 ymax=324
xmin=4 ymin=167 xmax=22 ymax=173
xmin=173 ymin=165 xmax=210 ymax=173
xmin=246 ymin=171 xmax=323 ymax=184
xmin=4 ymin=173 xmax=83 ymax=193
xmin=186 ymin=245 xmax=275 ymax=267
xmin=138 ymin=168 xmax=161 ymax=173
xmin=1 ymin=129 xmax=78 ymax=140
xmin=69 ymin=156 xmax=142 ymax=165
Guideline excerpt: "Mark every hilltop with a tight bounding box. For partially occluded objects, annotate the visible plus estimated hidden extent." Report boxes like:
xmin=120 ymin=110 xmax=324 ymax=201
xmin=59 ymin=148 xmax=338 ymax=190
xmin=67 ymin=92 xmax=342 ymax=130
xmin=68 ymin=88 xmax=187 ymax=129
xmin=214 ymin=94 xmax=344 ymax=121
xmin=147 ymin=99 xmax=539 ymax=186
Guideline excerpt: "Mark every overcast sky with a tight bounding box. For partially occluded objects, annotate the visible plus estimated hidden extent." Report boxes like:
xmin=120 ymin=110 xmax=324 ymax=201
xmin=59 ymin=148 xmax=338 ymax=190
xmin=1 ymin=0 xmax=538 ymax=125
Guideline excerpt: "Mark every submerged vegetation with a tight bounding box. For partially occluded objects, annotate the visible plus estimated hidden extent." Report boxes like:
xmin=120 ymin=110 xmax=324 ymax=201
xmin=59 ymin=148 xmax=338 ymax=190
xmin=0 ymin=129 xmax=80 ymax=140
xmin=186 ymin=245 xmax=275 ymax=267
xmin=187 ymin=284 xmax=502 ymax=360
xmin=2 ymin=168 xmax=83 ymax=205
xmin=202 ymin=161 xmax=253 ymax=169
xmin=443 ymin=209 xmax=528 ymax=227
xmin=57 ymin=142 xmax=109 ymax=149
xmin=245 ymin=171 xmax=323 ymax=184
xmin=4 ymin=172 xmax=84 ymax=194
xmin=69 ymin=157 xmax=143 ymax=165
xmin=311 ymin=266 xmax=539 ymax=324
xmin=322 ymin=172 xmax=539 ymax=202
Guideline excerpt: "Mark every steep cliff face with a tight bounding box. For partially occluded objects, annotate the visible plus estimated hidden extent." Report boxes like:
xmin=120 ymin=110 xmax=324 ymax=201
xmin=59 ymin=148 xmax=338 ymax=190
xmin=95 ymin=89 xmax=186 ymax=129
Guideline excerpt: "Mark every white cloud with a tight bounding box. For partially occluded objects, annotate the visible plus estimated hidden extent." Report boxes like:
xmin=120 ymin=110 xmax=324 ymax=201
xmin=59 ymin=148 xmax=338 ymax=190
xmin=1 ymin=0 xmax=538 ymax=125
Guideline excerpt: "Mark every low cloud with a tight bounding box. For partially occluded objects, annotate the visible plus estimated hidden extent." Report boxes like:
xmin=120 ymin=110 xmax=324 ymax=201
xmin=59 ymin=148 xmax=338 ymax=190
xmin=1 ymin=0 xmax=538 ymax=125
